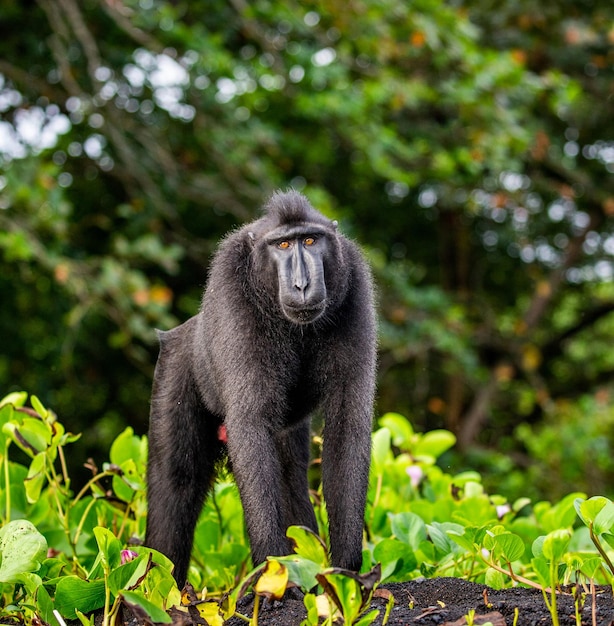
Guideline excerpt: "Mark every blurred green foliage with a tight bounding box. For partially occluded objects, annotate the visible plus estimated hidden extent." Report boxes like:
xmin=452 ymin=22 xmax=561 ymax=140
xmin=0 ymin=0 xmax=612 ymax=495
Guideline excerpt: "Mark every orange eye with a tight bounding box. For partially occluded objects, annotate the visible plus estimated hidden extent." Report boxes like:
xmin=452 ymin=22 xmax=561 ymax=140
xmin=278 ymin=241 xmax=290 ymax=249
xmin=304 ymin=237 xmax=316 ymax=246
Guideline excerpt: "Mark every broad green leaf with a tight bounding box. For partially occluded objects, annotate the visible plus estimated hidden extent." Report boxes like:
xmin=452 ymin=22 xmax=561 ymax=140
xmin=414 ymin=430 xmax=456 ymax=460
xmin=542 ymin=529 xmax=571 ymax=562
xmin=540 ymin=493 xmax=585 ymax=532
xmin=30 ymin=395 xmax=49 ymax=419
xmin=532 ymin=535 xmax=545 ymax=559
xmin=427 ymin=522 xmax=463 ymax=555
xmin=0 ymin=391 xmax=28 ymax=408
xmin=4 ymin=417 xmax=51 ymax=457
xmin=602 ymin=532 xmax=614 ymax=550
xmin=0 ymin=404 xmax=14 ymax=448
xmin=24 ymin=452 xmax=46 ymax=503
xmin=108 ymin=553 xmax=149 ymax=595
xmin=54 ymin=576 xmax=106 ymax=619
xmin=287 ymin=525 xmax=329 ymax=566
xmin=576 ymin=496 xmax=614 ymax=535
xmin=121 ymin=590 xmax=172 ymax=624
xmin=141 ymin=558 xmax=181 ymax=609
xmin=371 ymin=427 xmax=392 ymax=472
xmin=485 ymin=568 xmax=505 ymax=590
xmin=93 ymin=526 xmax=122 ymax=570
xmin=373 ymin=538 xmax=416 ymax=581
xmin=35 ymin=583 xmax=58 ymax=626
xmin=390 ymin=511 xmax=427 ymax=550
xmin=513 ymin=498 xmax=532 ymax=513
xmin=378 ymin=413 xmax=414 ymax=449
xmin=110 ymin=427 xmax=146 ymax=466
xmin=0 ymin=519 xmax=48 ymax=582
xmin=447 ymin=526 xmax=488 ymax=553
xmin=493 ymin=532 xmax=525 ymax=563
xmin=303 ymin=592 xmax=319 ymax=625
xmin=317 ymin=572 xmax=362 ymax=624
xmin=580 ymin=556 xmax=603 ymax=579
xmin=531 ymin=556 xmax=550 ymax=588
xmin=274 ymin=554 xmax=322 ymax=591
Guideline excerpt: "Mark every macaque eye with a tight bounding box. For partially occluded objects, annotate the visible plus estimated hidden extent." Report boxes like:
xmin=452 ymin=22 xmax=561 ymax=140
xmin=304 ymin=237 xmax=316 ymax=246
xmin=278 ymin=241 xmax=291 ymax=249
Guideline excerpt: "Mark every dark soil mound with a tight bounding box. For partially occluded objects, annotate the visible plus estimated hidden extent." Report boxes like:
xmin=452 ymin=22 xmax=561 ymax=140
xmin=223 ymin=577 xmax=614 ymax=626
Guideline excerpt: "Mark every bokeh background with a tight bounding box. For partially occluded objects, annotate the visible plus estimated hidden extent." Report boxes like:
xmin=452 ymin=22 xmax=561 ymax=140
xmin=1 ymin=0 xmax=613 ymax=501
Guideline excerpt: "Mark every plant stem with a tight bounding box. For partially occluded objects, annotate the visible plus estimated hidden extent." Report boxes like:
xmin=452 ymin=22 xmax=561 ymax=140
xmin=73 ymin=470 xmax=114 ymax=506
xmin=589 ymin=527 xmax=614 ymax=577
xmin=58 ymin=444 xmax=70 ymax=487
xmin=73 ymin=496 xmax=98 ymax=550
xmin=251 ymin=594 xmax=260 ymax=626
xmin=548 ymin=558 xmax=560 ymax=626
xmin=482 ymin=557 xmax=548 ymax=592
xmin=4 ymin=441 xmax=11 ymax=522
xmin=102 ymin=571 xmax=111 ymax=626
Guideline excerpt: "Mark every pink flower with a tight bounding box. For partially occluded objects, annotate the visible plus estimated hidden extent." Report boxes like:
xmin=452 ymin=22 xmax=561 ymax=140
xmin=121 ymin=549 xmax=138 ymax=565
xmin=406 ymin=465 xmax=424 ymax=488
xmin=496 ymin=504 xmax=512 ymax=519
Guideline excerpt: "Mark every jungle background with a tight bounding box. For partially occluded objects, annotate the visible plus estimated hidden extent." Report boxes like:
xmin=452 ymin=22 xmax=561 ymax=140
xmin=0 ymin=0 xmax=613 ymax=503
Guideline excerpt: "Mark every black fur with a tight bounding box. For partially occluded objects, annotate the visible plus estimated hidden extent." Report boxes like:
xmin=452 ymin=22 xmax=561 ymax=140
xmin=145 ymin=190 xmax=377 ymax=584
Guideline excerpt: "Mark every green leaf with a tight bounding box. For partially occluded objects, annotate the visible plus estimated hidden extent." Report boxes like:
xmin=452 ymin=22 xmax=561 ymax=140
xmin=485 ymin=568 xmax=505 ymax=590
xmin=576 ymin=496 xmax=614 ymax=535
xmin=542 ymin=529 xmax=571 ymax=562
xmin=30 ymin=395 xmax=49 ymax=419
xmin=36 ymin=583 xmax=58 ymax=626
xmin=580 ymin=556 xmax=602 ymax=579
xmin=355 ymin=608 xmax=380 ymax=626
xmin=493 ymin=532 xmax=525 ymax=563
xmin=108 ymin=553 xmax=149 ymax=595
xmin=274 ymin=554 xmax=322 ymax=592
xmin=0 ymin=391 xmax=28 ymax=408
xmin=414 ymin=430 xmax=456 ymax=460
xmin=54 ymin=576 xmax=106 ymax=619
xmin=0 ymin=519 xmax=48 ymax=582
xmin=373 ymin=539 xmax=417 ymax=581
xmin=93 ymin=526 xmax=122 ymax=570
xmin=378 ymin=413 xmax=414 ymax=449
xmin=601 ymin=532 xmax=614 ymax=550
xmin=447 ymin=526 xmax=488 ymax=553
xmin=4 ymin=417 xmax=51 ymax=457
xmin=427 ymin=522 xmax=463 ymax=555
xmin=303 ymin=592 xmax=319 ymax=625
xmin=390 ymin=511 xmax=427 ymax=551
xmin=287 ymin=525 xmax=329 ymax=566
xmin=110 ymin=427 xmax=146 ymax=466
xmin=75 ymin=610 xmax=95 ymax=626
xmin=24 ymin=452 xmax=47 ymax=504
xmin=371 ymin=427 xmax=392 ymax=473
xmin=316 ymin=572 xmax=362 ymax=624
xmin=531 ymin=556 xmax=550 ymax=588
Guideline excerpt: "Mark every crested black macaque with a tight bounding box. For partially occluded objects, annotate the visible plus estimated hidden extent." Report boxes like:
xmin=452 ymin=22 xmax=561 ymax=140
xmin=145 ymin=190 xmax=377 ymax=585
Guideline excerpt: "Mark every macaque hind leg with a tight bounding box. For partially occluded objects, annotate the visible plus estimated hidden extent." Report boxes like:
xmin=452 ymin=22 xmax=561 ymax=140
xmin=145 ymin=322 xmax=224 ymax=585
